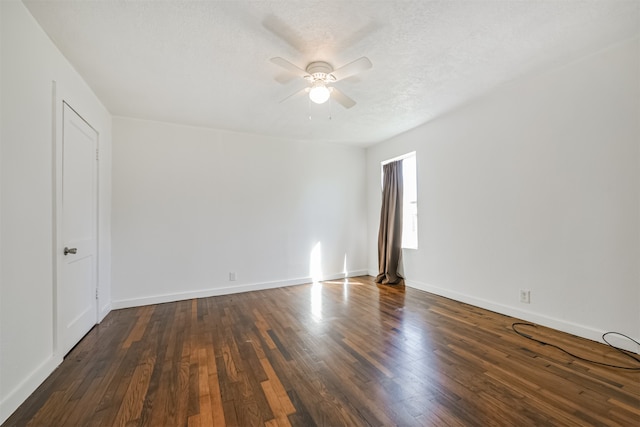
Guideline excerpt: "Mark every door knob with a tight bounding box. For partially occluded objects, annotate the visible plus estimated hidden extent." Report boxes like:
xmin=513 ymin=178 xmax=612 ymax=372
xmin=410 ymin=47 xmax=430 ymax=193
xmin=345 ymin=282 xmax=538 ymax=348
xmin=64 ymin=247 xmax=77 ymax=256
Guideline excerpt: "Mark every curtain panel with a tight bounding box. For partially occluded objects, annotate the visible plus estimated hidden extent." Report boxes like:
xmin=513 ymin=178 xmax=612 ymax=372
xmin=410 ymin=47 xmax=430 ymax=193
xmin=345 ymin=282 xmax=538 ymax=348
xmin=375 ymin=160 xmax=403 ymax=285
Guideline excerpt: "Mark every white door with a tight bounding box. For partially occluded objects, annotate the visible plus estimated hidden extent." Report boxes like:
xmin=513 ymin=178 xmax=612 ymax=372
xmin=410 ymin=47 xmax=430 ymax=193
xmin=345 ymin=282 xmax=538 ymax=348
xmin=60 ymin=102 xmax=98 ymax=355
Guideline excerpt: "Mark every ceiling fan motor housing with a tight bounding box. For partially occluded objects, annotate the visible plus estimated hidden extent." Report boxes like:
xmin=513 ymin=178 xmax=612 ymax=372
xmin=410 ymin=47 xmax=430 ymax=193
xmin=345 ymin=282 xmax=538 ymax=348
xmin=305 ymin=61 xmax=336 ymax=82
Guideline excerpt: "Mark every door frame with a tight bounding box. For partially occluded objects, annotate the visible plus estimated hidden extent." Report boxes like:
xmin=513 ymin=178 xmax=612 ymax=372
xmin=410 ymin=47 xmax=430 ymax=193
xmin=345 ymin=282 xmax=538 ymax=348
xmin=52 ymin=81 xmax=101 ymax=358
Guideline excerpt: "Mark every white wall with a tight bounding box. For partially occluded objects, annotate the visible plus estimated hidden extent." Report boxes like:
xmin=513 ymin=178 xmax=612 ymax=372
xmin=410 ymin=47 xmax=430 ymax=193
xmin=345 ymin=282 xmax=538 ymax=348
xmin=367 ymin=37 xmax=640 ymax=351
xmin=112 ymin=117 xmax=367 ymax=307
xmin=0 ymin=1 xmax=112 ymax=423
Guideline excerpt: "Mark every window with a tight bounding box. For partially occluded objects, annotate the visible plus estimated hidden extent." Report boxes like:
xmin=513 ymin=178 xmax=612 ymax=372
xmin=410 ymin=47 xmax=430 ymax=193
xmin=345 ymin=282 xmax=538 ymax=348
xmin=401 ymin=153 xmax=418 ymax=249
xmin=381 ymin=152 xmax=418 ymax=249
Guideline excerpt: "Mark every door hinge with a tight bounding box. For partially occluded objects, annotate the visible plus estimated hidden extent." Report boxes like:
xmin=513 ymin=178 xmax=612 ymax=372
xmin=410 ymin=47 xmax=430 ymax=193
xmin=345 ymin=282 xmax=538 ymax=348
xmin=96 ymin=288 xmax=99 ymax=299
xmin=96 ymin=148 xmax=99 ymax=161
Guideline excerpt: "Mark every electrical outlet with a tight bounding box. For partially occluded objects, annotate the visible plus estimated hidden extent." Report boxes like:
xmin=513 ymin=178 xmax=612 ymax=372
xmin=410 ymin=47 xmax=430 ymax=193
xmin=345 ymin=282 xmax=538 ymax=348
xmin=229 ymin=272 xmax=236 ymax=281
xmin=520 ymin=290 xmax=531 ymax=304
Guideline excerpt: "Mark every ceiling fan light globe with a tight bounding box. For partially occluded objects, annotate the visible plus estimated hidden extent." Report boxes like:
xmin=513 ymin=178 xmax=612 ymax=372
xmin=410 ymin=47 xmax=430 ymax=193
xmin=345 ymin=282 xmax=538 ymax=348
xmin=309 ymin=84 xmax=330 ymax=104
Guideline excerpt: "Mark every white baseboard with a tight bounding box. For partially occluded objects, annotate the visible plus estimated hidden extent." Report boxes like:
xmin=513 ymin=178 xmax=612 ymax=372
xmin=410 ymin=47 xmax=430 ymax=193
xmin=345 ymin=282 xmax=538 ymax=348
xmin=405 ymin=278 xmax=640 ymax=354
xmin=111 ymin=270 xmax=369 ymax=310
xmin=99 ymin=302 xmax=112 ymax=322
xmin=331 ymin=270 xmax=369 ymax=280
xmin=0 ymin=354 xmax=62 ymax=425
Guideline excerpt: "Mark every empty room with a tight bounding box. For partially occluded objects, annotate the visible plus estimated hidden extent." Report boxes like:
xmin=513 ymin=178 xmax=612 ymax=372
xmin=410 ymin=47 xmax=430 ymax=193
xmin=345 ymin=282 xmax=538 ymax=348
xmin=1 ymin=0 xmax=639 ymax=426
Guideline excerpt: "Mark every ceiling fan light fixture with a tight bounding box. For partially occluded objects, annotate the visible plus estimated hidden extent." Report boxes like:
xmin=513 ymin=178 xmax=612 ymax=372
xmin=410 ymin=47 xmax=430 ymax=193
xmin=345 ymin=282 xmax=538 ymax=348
xmin=309 ymin=82 xmax=330 ymax=104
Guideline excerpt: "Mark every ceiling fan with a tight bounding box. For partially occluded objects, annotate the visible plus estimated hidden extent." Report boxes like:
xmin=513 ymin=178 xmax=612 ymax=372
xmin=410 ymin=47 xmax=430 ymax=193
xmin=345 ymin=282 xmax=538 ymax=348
xmin=270 ymin=56 xmax=372 ymax=109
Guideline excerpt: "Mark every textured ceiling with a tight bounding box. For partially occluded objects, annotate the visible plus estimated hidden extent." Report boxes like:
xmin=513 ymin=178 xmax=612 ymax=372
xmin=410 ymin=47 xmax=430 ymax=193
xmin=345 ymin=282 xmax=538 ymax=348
xmin=23 ymin=0 xmax=640 ymax=146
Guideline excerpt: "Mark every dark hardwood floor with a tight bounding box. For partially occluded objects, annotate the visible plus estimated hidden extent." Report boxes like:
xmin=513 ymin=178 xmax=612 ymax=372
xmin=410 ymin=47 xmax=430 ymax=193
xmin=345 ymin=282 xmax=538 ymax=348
xmin=3 ymin=276 xmax=639 ymax=426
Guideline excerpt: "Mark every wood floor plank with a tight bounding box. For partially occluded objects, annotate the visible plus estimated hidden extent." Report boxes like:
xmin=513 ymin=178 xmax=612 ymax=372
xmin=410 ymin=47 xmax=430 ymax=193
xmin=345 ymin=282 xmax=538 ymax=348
xmin=122 ymin=305 xmax=155 ymax=349
xmin=3 ymin=276 xmax=639 ymax=426
xmin=258 ymin=358 xmax=296 ymax=416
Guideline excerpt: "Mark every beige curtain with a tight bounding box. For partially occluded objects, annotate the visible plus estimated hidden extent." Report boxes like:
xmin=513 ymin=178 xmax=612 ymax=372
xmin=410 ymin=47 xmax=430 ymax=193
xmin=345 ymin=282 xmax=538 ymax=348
xmin=375 ymin=160 xmax=403 ymax=285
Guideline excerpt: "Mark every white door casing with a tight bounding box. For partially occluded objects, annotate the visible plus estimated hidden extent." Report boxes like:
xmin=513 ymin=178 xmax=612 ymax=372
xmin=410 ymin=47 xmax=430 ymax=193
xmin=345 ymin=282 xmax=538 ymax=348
xmin=59 ymin=101 xmax=98 ymax=355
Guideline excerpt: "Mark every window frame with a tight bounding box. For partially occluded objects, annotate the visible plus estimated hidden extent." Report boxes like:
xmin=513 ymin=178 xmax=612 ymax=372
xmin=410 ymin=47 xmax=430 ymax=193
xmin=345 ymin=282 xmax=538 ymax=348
xmin=381 ymin=151 xmax=418 ymax=250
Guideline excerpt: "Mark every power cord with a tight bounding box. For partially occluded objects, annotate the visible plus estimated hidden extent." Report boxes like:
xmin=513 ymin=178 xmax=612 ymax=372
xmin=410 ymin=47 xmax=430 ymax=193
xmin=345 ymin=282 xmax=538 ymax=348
xmin=511 ymin=322 xmax=640 ymax=371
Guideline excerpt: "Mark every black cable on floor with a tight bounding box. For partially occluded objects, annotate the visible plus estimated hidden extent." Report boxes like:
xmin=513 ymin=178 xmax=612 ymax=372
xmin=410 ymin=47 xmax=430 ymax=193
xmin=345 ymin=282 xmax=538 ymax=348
xmin=511 ymin=322 xmax=640 ymax=371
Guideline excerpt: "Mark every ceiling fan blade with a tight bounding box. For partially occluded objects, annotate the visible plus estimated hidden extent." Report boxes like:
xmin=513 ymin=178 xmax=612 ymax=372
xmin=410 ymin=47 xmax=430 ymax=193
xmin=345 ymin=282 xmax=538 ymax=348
xmin=263 ymin=15 xmax=306 ymax=53
xmin=270 ymin=57 xmax=308 ymax=77
xmin=331 ymin=57 xmax=372 ymax=81
xmin=274 ymin=73 xmax=297 ymax=84
xmin=331 ymin=88 xmax=356 ymax=109
xmin=279 ymin=87 xmax=309 ymax=103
